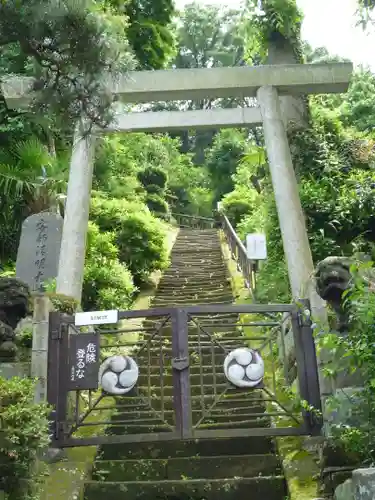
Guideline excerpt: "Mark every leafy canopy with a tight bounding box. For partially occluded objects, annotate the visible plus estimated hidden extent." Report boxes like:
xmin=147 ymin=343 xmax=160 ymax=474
xmin=0 ymin=0 xmax=134 ymax=130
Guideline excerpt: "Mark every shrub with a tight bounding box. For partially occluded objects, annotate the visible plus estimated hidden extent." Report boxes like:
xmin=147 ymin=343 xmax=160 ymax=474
xmin=83 ymin=223 xmax=135 ymax=311
xmin=0 ymin=377 xmax=50 ymax=499
xmin=116 ymin=213 xmax=169 ymax=283
xmin=317 ymin=262 xmax=375 ymax=464
xmin=47 ymin=293 xmax=80 ymax=315
xmin=137 ymin=166 xmax=168 ymax=190
xmin=90 ymin=197 xmax=169 ymax=284
xmin=90 ymin=196 xmax=146 ymax=232
xmin=146 ymin=194 xmax=169 ymax=214
xmin=222 ymin=188 xmax=257 ymax=228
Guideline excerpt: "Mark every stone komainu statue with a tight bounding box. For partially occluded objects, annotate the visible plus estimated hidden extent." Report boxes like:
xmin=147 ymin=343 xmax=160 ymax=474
xmin=282 ymin=256 xmax=361 ymax=385
xmin=315 ymin=256 xmax=353 ymax=333
xmin=0 ymin=277 xmax=30 ymax=358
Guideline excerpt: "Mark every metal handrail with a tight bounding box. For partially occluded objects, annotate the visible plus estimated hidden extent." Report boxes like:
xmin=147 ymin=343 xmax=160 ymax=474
xmin=163 ymin=212 xmax=217 ymax=229
xmin=220 ymin=213 xmax=256 ymax=296
xmin=171 ymin=212 xmax=215 ymax=222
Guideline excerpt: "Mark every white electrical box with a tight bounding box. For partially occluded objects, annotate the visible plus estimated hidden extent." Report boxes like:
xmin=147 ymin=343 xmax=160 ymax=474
xmin=246 ymin=233 xmax=267 ymax=260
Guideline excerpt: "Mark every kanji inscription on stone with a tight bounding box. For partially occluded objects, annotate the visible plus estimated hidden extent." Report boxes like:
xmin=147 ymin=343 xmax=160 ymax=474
xmin=15 ymin=212 xmax=63 ymax=291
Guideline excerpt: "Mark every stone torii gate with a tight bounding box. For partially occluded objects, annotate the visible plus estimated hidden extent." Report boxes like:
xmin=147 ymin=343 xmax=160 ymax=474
xmin=2 ymin=62 xmax=352 ymax=322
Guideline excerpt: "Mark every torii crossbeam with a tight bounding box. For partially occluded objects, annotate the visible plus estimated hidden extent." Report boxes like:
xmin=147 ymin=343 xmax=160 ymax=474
xmin=2 ymin=62 xmax=353 ymax=320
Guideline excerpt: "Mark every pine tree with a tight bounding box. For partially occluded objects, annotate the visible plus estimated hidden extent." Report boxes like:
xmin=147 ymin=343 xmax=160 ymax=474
xmin=0 ymin=0 xmax=134 ymax=130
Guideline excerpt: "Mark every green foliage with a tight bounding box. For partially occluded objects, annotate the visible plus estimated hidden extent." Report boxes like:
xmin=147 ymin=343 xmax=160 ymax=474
xmin=93 ymin=137 xmax=143 ymax=200
xmin=47 ymin=293 xmax=80 ymax=315
xmin=90 ymin=196 xmax=168 ymax=283
xmin=303 ymin=42 xmax=350 ymax=64
xmin=0 ymin=377 xmax=51 ymax=499
xmin=144 ymin=183 xmax=164 ymax=195
xmin=357 ymin=0 xmax=375 ymax=27
xmin=115 ymin=213 xmax=169 ymax=283
xmin=175 ymin=3 xmax=245 ymax=69
xmin=16 ymin=327 xmax=33 ymax=349
xmin=0 ymin=137 xmax=68 ymax=262
xmin=0 ymin=138 xmax=68 ymax=207
xmin=168 ymin=3 xmax=250 ymax=163
xmin=145 ymin=194 xmax=169 ymax=214
xmin=158 ymin=137 xmax=213 ymax=216
xmin=0 ymin=0 xmax=134 ymax=130
xmin=340 ymin=70 xmax=375 ymax=132
xmin=90 ymin=196 xmax=146 ymax=232
xmin=238 ymin=194 xmax=291 ymax=303
xmin=206 ymin=129 xmax=247 ymax=202
xmin=137 ymin=166 xmax=168 ymax=191
xmin=93 ymin=134 xmax=187 ymax=202
xmin=248 ymin=0 xmax=303 ymax=61
xmin=222 ymin=188 xmax=255 ymax=227
xmin=318 ymin=262 xmax=375 ymax=464
xmin=110 ymin=0 xmax=176 ymax=69
xmin=83 ymin=222 xmax=135 ymax=311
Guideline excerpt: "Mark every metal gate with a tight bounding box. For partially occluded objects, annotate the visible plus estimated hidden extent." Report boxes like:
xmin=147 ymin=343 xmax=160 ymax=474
xmin=47 ymin=301 xmax=322 ymax=448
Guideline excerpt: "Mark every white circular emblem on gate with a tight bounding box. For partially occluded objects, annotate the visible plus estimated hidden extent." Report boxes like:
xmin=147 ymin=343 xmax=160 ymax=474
xmin=99 ymin=355 xmax=139 ymax=395
xmin=224 ymin=348 xmax=264 ymax=388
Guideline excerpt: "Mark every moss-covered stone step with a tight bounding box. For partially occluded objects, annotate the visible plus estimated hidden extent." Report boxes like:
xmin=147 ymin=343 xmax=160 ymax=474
xmin=142 ymin=313 xmax=240 ymax=327
xmin=98 ymin=395 xmax=266 ymax=416
xmin=164 ymin=266 xmax=227 ymax=274
xmin=161 ymin=265 xmax=227 ymax=274
xmin=108 ymin=413 xmax=270 ymax=431
xmin=90 ymin=404 xmax=267 ymax=427
xmin=135 ymin=353 xmax=236 ymax=367
xmin=133 ymin=340 xmax=241 ymax=352
xmin=84 ymin=476 xmax=287 ymax=499
xmin=163 ymin=257 xmax=225 ymax=264
xmin=151 ymin=298 xmax=233 ymax=307
xmin=135 ymin=351 xmax=238 ymax=366
xmin=95 ymin=405 xmax=267 ymax=425
xmin=158 ymin=283 xmax=227 ymax=289
xmin=155 ymin=285 xmax=231 ymax=294
xmin=91 ymin=454 xmax=282 ymax=482
xmin=132 ymin=383 xmax=236 ymax=397
xmin=157 ymin=282 xmax=232 ymax=294
xmin=138 ymin=330 xmax=241 ymax=342
xmin=98 ymin=435 xmax=276 ymax=461
xmin=140 ymin=363 xmax=225 ymax=375
xmin=151 ymin=292 xmax=233 ymax=302
xmin=160 ymin=273 xmax=228 ymax=282
xmin=137 ymin=372 xmax=228 ymax=386
xmin=97 ymin=400 xmax=264 ymax=424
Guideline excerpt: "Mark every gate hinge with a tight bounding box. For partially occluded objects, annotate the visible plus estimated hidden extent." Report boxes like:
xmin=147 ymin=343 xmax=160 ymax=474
xmin=172 ymin=356 xmax=189 ymax=371
xmin=297 ymin=308 xmax=312 ymax=328
xmin=54 ymin=420 xmax=67 ymax=440
xmin=51 ymin=323 xmax=67 ymax=340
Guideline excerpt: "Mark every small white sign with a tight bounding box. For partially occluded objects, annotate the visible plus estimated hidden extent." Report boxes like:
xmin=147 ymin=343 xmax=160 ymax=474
xmin=246 ymin=233 xmax=267 ymax=260
xmin=75 ymin=310 xmax=119 ymax=326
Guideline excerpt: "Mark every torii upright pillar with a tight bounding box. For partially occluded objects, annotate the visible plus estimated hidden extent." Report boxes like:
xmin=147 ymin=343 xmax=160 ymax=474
xmin=56 ymin=128 xmax=96 ymax=300
xmin=257 ymin=85 xmax=326 ymax=322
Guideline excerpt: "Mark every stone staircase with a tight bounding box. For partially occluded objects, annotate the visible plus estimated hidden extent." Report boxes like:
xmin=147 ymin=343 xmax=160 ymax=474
xmin=83 ymin=228 xmax=288 ymax=499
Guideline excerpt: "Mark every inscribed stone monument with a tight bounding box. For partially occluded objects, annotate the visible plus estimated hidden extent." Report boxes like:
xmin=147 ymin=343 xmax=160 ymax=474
xmin=16 ymin=212 xmax=63 ymax=291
